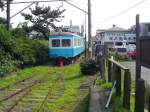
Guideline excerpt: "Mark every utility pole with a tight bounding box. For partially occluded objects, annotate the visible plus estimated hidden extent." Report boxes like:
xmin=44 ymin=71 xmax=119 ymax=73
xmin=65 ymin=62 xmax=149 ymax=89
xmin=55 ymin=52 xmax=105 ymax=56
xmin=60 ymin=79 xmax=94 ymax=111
xmin=88 ymin=0 xmax=92 ymax=57
xmin=6 ymin=0 xmax=10 ymax=30
xmin=85 ymin=12 xmax=87 ymax=59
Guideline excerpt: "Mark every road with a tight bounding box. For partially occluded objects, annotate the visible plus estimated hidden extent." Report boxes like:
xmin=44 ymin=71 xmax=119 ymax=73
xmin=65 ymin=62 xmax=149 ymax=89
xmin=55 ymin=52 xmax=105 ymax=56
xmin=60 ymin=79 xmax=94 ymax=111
xmin=121 ymin=61 xmax=150 ymax=85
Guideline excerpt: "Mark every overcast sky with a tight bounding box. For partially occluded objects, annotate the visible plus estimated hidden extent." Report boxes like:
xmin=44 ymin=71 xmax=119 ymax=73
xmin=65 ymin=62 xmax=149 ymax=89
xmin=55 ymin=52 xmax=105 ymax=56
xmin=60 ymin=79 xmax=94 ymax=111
xmin=1 ymin=0 xmax=150 ymax=35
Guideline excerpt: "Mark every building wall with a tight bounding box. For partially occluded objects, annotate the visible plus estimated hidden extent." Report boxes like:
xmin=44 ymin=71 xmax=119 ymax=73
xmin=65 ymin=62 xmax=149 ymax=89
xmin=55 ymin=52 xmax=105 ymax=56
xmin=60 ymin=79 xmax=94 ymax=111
xmin=95 ymin=27 xmax=136 ymax=49
xmin=100 ymin=32 xmax=135 ymax=45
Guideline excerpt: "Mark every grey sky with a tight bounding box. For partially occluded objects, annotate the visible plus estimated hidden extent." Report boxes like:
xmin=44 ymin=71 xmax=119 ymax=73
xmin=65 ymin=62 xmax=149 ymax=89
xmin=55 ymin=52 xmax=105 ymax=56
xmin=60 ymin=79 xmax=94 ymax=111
xmin=1 ymin=0 xmax=150 ymax=35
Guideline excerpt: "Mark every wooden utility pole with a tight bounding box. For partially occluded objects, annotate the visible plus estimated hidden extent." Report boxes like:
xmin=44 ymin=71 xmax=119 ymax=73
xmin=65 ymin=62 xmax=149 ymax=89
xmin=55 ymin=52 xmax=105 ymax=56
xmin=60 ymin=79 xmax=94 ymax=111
xmin=6 ymin=0 xmax=10 ymax=30
xmin=135 ymin=14 xmax=141 ymax=82
xmin=88 ymin=0 xmax=92 ymax=57
xmin=84 ymin=12 xmax=87 ymax=59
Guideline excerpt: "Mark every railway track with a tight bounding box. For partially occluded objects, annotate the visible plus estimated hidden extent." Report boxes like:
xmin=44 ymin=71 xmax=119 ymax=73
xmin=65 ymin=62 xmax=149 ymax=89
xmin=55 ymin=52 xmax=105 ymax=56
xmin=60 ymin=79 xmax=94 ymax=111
xmin=32 ymin=73 xmax=65 ymax=112
xmin=0 ymin=73 xmax=65 ymax=112
xmin=0 ymin=76 xmax=34 ymax=91
xmin=0 ymin=75 xmax=48 ymax=112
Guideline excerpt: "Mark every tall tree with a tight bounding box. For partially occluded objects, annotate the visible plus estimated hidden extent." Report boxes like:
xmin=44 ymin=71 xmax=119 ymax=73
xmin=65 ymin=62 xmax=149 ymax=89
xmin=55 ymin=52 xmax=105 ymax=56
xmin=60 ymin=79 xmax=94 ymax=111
xmin=0 ymin=17 xmax=7 ymax=28
xmin=0 ymin=0 xmax=14 ymax=30
xmin=0 ymin=0 xmax=13 ymax=11
xmin=0 ymin=0 xmax=5 ymax=11
xmin=21 ymin=5 xmax=65 ymax=39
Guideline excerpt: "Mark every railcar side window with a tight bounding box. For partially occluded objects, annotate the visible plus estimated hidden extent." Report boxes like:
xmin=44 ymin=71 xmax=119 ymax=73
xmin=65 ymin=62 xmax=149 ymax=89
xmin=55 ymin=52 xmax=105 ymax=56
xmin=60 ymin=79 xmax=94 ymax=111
xmin=52 ymin=39 xmax=60 ymax=47
xmin=62 ymin=39 xmax=71 ymax=47
xmin=74 ymin=38 xmax=78 ymax=46
xmin=78 ymin=38 xmax=82 ymax=46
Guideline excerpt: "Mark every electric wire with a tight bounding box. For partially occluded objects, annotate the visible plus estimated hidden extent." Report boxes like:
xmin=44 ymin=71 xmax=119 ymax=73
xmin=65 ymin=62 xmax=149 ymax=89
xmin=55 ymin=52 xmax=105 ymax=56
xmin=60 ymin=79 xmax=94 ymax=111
xmin=99 ymin=0 xmax=148 ymax=23
xmin=10 ymin=0 xmax=68 ymax=4
xmin=10 ymin=2 xmax=36 ymax=18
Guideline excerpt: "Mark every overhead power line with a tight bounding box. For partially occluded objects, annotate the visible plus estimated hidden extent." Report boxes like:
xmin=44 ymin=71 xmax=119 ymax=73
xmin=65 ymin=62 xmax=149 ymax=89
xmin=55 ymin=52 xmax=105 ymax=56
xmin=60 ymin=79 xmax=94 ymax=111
xmin=10 ymin=0 xmax=69 ymax=4
xmin=99 ymin=0 xmax=148 ymax=23
xmin=10 ymin=2 xmax=36 ymax=19
xmin=63 ymin=0 xmax=87 ymax=13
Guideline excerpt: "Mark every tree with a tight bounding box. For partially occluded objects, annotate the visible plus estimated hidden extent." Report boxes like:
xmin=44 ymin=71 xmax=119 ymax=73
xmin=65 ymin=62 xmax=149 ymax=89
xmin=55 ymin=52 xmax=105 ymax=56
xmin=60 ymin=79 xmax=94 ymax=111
xmin=21 ymin=5 xmax=66 ymax=39
xmin=0 ymin=0 xmax=13 ymax=11
xmin=0 ymin=17 xmax=12 ymax=29
xmin=0 ymin=17 xmax=7 ymax=28
xmin=0 ymin=0 xmax=5 ymax=11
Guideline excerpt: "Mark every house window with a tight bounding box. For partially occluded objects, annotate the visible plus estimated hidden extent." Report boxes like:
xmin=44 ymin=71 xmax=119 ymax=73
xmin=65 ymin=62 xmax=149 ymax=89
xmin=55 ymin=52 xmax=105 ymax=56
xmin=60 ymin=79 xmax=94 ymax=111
xmin=114 ymin=37 xmax=118 ymax=40
xmin=109 ymin=37 xmax=113 ymax=40
xmin=128 ymin=37 xmax=131 ymax=40
xmin=119 ymin=37 xmax=122 ymax=41
xmin=124 ymin=37 xmax=127 ymax=40
xmin=147 ymin=26 xmax=150 ymax=32
xmin=62 ymin=39 xmax=71 ymax=47
xmin=52 ymin=39 xmax=60 ymax=47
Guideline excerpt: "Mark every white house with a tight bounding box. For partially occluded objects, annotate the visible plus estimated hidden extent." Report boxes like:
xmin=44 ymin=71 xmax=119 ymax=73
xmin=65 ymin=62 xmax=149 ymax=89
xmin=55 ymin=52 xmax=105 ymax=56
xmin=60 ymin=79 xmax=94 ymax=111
xmin=95 ymin=25 xmax=136 ymax=49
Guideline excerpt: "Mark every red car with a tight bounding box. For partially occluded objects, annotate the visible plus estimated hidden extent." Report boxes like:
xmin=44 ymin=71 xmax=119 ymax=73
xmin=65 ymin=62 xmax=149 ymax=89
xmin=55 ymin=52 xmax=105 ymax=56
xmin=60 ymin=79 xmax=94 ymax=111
xmin=128 ymin=50 xmax=136 ymax=59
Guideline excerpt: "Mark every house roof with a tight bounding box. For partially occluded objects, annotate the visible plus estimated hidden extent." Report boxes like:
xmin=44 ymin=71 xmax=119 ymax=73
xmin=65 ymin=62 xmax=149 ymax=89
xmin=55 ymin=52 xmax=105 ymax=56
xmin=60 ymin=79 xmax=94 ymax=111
xmin=107 ymin=25 xmax=126 ymax=31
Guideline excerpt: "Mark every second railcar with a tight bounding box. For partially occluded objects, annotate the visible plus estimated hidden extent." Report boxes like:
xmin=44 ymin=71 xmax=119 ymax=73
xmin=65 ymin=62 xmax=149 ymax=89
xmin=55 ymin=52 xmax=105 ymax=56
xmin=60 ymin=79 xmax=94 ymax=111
xmin=49 ymin=32 xmax=85 ymax=60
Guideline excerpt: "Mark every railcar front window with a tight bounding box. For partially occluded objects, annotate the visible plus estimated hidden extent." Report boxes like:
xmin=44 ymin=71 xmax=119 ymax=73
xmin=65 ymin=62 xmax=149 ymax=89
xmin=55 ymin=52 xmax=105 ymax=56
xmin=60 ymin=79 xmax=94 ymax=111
xmin=52 ymin=39 xmax=60 ymax=47
xmin=62 ymin=39 xmax=71 ymax=47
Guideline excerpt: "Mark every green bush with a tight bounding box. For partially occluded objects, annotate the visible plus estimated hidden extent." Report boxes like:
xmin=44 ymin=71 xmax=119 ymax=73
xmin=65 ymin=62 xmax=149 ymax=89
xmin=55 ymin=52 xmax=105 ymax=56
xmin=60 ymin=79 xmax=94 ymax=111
xmin=0 ymin=28 xmax=15 ymax=55
xmin=108 ymin=52 xmax=131 ymax=61
xmin=80 ymin=59 xmax=98 ymax=75
xmin=11 ymin=28 xmax=26 ymax=38
xmin=145 ymin=85 xmax=150 ymax=110
xmin=0 ymin=48 xmax=18 ymax=77
xmin=31 ymin=40 xmax=49 ymax=65
xmin=0 ymin=28 xmax=49 ymax=76
xmin=13 ymin=37 xmax=36 ymax=66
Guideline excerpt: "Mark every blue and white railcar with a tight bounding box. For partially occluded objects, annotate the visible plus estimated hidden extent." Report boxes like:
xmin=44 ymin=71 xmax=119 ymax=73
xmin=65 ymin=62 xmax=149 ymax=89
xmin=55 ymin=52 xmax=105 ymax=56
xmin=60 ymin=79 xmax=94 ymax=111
xmin=48 ymin=32 xmax=85 ymax=63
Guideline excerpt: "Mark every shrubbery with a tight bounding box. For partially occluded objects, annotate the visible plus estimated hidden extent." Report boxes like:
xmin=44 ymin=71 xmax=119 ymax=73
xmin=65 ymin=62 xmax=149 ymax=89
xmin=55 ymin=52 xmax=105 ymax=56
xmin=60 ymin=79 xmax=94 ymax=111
xmin=108 ymin=52 xmax=131 ymax=61
xmin=0 ymin=48 xmax=18 ymax=77
xmin=0 ymin=28 xmax=48 ymax=77
xmin=80 ymin=59 xmax=98 ymax=75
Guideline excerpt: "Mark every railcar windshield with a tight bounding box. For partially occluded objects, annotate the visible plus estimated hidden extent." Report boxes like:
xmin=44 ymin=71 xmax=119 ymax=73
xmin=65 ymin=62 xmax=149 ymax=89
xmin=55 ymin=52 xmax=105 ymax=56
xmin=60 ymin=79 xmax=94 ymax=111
xmin=62 ymin=39 xmax=71 ymax=47
xmin=52 ymin=39 xmax=60 ymax=47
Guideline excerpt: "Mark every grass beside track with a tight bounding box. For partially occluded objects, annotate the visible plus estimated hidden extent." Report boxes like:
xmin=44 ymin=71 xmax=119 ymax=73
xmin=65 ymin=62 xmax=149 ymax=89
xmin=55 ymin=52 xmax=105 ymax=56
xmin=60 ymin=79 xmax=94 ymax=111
xmin=0 ymin=64 xmax=89 ymax=112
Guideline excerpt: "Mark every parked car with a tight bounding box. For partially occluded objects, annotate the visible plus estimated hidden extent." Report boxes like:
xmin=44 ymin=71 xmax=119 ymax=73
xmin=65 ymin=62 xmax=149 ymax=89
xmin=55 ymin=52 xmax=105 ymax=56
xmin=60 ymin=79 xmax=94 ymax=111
xmin=128 ymin=49 xmax=136 ymax=59
xmin=94 ymin=44 xmax=105 ymax=56
xmin=127 ymin=44 xmax=136 ymax=52
xmin=114 ymin=46 xmax=127 ymax=55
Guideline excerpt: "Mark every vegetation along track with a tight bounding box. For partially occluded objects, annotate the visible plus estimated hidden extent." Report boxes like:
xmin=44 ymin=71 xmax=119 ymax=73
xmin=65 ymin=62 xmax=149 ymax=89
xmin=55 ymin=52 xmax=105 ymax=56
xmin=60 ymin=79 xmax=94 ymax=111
xmin=0 ymin=75 xmax=49 ymax=112
xmin=0 ymin=76 xmax=34 ymax=91
xmin=36 ymin=73 xmax=65 ymax=112
xmin=0 ymin=73 xmax=65 ymax=112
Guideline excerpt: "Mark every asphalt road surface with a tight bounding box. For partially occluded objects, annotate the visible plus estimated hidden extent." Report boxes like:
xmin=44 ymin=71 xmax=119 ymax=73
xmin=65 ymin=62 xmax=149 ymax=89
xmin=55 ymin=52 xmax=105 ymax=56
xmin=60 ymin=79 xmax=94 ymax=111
xmin=122 ymin=61 xmax=150 ymax=85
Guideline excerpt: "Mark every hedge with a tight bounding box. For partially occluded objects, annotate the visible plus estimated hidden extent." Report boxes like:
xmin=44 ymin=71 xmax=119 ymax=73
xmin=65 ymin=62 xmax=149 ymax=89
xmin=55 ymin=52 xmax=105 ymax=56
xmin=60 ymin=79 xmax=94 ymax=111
xmin=0 ymin=28 xmax=49 ymax=77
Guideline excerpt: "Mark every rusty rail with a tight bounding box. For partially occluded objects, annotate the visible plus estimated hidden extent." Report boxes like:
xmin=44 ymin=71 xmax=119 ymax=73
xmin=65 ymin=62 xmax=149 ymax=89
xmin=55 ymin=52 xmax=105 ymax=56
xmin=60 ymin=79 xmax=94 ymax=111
xmin=0 ymin=76 xmax=34 ymax=91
